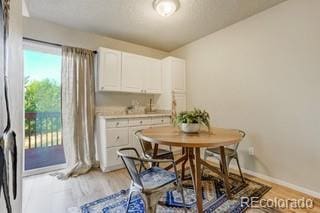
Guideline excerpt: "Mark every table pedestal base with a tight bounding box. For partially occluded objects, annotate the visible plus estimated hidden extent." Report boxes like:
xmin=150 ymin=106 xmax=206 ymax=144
xmin=165 ymin=147 xmax=232 ymax=213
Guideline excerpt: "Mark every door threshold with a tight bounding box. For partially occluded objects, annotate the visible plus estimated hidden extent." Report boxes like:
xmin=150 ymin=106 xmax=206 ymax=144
xmin=23 ymin=163 xmax=67 ymax=177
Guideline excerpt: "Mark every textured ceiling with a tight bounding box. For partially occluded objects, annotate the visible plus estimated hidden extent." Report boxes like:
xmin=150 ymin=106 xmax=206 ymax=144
xmin=26 ymin=0 xmax=286 ymax=51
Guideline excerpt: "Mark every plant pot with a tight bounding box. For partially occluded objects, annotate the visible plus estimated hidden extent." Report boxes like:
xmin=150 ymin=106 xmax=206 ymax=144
xmin=180 ymin=123 xmax=200 ymax=133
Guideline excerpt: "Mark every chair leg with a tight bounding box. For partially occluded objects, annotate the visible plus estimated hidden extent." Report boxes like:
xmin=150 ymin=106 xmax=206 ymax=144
xmin=221 ymin=156 xmax=231 ymax=175
xmin=219 ymin=161 xmax=223 ymax=173
xmin=179 ymin=184 xmax=187 ymax=213
xmin=176 ymin=171 xmax=187 ymax=213
xmin=172 ymin=153 xmax=187 ymax=213
xmin=235 ymin=156 xmax=245 ymax=183
xmin=201 ymin=151 xmax=208 ymax=177
xmin=181 ymin=158 xmax=187 ymax=181
xmin=126 ymin=190 xmax=134 ymax=213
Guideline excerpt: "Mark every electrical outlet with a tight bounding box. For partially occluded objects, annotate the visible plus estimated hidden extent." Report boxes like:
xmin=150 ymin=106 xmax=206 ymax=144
xmin=248 ymin=147 xmax=255 ymax=156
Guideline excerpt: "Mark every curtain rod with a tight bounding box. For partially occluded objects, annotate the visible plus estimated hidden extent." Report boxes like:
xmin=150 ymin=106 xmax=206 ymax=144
xmin=23 ymin=37 xmax=97 ymax=54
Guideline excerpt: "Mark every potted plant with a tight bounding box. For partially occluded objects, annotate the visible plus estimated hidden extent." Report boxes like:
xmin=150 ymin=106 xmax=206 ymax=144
xmin=174 ymin=108 xmax=210 ymax=133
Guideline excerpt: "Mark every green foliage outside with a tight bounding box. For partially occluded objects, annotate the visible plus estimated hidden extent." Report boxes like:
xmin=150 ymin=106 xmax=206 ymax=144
xmin=25 ymin=78 xmax=61 ymax=112
xmin=24 ymin=78 xmax=61 ymax=136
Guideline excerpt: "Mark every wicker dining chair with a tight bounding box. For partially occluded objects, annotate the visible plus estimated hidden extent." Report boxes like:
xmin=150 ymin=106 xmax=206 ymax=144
xmin=135 ymin=130 xmax=174 ymax=163
xmin=117 ymin=147 xmax=186 ymax=213
xmin=203 ymin=130 xmax=246 ymax=183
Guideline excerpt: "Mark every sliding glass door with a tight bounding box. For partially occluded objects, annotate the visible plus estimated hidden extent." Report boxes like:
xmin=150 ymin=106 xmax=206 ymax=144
xmin=23 ymin=41 xmax=65 ymax=175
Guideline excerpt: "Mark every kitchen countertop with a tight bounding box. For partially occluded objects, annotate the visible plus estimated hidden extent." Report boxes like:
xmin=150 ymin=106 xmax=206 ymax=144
xmin=96 ymin=112 xmax=172 ymax=119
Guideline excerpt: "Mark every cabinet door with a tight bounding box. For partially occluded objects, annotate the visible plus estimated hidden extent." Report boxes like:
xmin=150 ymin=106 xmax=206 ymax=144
xmin=174 ymin=93 xmax=186 ymax=113
xmin=145 ymin=58 xmax=162 ymax=94
xmin=101 ymin=146 xmax=124 ymax=172
xmin=121 ymin=52 xmax=145 ymax=93
xmin=171 ymin=58 xmax=186 ymax=93
xmin=97 ymin=48 xmax=122 ymax=91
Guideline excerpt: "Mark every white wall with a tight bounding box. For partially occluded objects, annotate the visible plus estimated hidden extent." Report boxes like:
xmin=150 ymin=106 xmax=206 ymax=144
xmin=23 ymin=17 xmax=168 ymax=107
xmin=23 ymin=17 xmax=168 ymax=59
xmin=0 ymin=0 xmax=23 ymax=212
xmin=171 ymin=0 xmax=320 ymax=193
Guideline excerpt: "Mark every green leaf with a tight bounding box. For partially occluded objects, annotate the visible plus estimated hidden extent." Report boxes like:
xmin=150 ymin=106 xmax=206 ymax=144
xmin=174 ymin=108 xmax=211 ymax=130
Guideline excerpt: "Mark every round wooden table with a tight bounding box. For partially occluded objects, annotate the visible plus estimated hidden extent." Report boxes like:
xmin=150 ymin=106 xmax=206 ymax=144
xmin=141 ymin=126 xmax=242 ymax=212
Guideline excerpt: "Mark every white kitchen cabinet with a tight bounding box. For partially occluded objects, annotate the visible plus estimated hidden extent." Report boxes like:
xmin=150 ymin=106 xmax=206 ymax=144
xmin=122 ymin=52 xmax=162 ymax=94
xmin=171 ymin=58 xmax=186 ymax=93
xmin=96 ymin=48 xmax=163 ymax=94
xmin=145 ymin=58 xmax=162 ymax=94
xmin=156 ymin=56 xmax=187 ymax=113
xmin=96 ymin=48 xmax=122 ymax=91
xmin=105 ymin=127 xmax=129 ymax=148
xmin=174 ymin=93 xmax=186 ymax=113
xmin=96 ymin=118 xmax=129 ymax=172
xmin=151 ymin=116 xmax=171 ymax=125
xmin=96 ymin=115 xmax=171 ymax=172
xmin=128 ymin=117 xmax=152 ymax=127
xmin=121 ymin=52 xmax=145 ymax=93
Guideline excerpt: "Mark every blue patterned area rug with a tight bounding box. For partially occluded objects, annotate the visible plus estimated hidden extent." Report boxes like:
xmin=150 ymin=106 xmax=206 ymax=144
xmin=79 ymin=169 xmax=271 ymax=213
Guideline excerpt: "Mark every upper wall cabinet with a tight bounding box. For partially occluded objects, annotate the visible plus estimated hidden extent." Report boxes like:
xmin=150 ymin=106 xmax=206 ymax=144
xmin=121 ymin=52 xmax=145 ymax=93
xmin=96 ymin=47 xmax=122 ymax=91
xmin=156 ymin=57 xmax=186 ymax=111
xmin=96 ymin=48 xmax=162 ymax=94
xmin=121 ymin=52 xmax=162 ymax=94
xmin=145 ymin=58 xmax=162 ymax=94
xmin=171 ymin=57 xmax=186 ymax=93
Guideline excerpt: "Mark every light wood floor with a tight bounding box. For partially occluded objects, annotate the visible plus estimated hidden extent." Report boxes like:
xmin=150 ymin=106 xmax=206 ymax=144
xmin=23 ymin=164 xmax=320 ymax=213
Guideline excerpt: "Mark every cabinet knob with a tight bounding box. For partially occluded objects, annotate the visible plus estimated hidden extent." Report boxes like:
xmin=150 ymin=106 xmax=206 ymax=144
xmin=161 ymin=119 xmax=164 ymax=122
xmin=140 ymin=121 xmax=143 ymax=124
xmin=116 ymin=136 xmax=120 ymax=140
xmin=116 ymin=122 xmax=119 ymax=126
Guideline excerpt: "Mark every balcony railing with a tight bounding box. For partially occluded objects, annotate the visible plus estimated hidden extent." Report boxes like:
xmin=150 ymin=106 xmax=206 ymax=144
xmin=25 ymin=112 xmax=62 ymax=149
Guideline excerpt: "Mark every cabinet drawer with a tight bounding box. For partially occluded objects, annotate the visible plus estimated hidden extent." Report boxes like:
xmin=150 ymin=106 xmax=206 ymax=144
xmin=106 ymin=128 xmax=128 ymax=148
xmin=129 ymin=118 xmax=152 ymax=126
xmin=106 ymin=119 xmax=129 ymax=128
xmin=151 ymin=116 xmax=171 ymax=125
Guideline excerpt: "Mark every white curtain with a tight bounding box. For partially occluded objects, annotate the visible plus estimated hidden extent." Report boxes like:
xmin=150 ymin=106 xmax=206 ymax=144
xmin=54 ymin=46 xmax=96 ymax=179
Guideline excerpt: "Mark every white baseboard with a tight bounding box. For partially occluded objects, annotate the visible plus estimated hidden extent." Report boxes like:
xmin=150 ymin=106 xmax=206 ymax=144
xmin=228 ymin=163 xmax=320 ymax=199
xmin=205 ymin=158 xmax=320 ymax=199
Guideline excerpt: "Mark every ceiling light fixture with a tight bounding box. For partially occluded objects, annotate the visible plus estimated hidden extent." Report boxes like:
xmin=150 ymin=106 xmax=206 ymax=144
xmin=153 ymin=0 xmax=180 ymax=17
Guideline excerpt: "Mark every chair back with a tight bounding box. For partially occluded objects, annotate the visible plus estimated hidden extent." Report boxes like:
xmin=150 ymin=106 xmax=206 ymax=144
xmin=135 ymin=130 xmax=153 ymax=155
xmin=117 ymin=148 xmax=143 ymax=188
xmin=232 ymin=130 xmax=246 ymax=151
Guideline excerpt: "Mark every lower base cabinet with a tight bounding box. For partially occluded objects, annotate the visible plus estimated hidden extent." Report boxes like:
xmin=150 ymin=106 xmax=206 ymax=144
xmin=96 ymin=115 xmax=171 ymax=172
